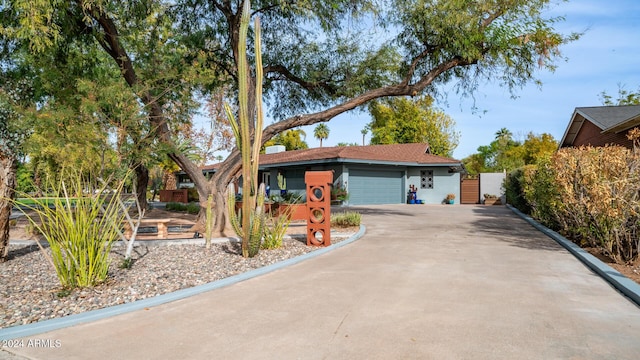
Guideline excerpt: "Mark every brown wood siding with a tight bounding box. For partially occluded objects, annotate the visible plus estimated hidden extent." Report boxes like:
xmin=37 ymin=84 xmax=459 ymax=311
xmin=572 ymin=121 xmax=634 ymax=148
xmin=461 ymin=177 xmax=480 ymax=204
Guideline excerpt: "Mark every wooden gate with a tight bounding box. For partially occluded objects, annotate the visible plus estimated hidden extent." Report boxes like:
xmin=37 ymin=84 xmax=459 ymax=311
xmin=460 ymin=175 xmax=480 ymax=204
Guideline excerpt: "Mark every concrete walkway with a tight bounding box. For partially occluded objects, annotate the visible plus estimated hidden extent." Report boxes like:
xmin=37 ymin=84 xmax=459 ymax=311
xmin=5 ymin=205 xmax=640 ymax=359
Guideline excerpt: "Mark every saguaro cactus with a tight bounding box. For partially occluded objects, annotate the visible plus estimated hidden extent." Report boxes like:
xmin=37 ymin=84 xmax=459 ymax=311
xmin=224 ymin=0 xmax=266 ymax=258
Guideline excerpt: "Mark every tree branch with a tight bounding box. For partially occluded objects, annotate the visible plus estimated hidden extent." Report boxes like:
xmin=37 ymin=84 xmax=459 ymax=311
xmin=264 ymin=65 xmax=339 ymax=95
xmin=261 ymin=55 xmax=472 ymax=141
xmin=253 ymin=3 xmax=281 ymax=17
xmin=77 ymin=0 xmax=138 ymax=87
xmin=481 ymin=9 xmax=504 ymax=29
xmin=77 ymin=0 xmax=211 ymax=197
xmin=402 ymin=47 xmax=436 ymax=86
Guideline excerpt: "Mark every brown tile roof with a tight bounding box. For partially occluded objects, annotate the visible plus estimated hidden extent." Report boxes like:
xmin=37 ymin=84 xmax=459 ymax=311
xmin=201 ymin=163 xmax=222 ymax=172
xmin=258 ymin=143 xmax=459 ymax=166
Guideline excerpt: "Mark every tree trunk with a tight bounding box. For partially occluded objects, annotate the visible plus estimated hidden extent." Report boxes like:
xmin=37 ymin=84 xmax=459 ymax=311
xmin=174 ymin=150 xmax=241 ymax=236
xmin=33 ymin=162 xmax=43 ymax=197
xmin=134 ymin=163 xmax=149 ymax=210
xmin=0 ymin=154 xmax=17 ymax=262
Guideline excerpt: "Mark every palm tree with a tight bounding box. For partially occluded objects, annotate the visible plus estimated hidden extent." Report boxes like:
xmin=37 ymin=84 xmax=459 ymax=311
xmin=361 ymin=127 xmax=369 ymax=146
xmin=155 ymin=137 xmax=203 ymax=191
xmin=495 ymin=128 xmax=513 ymax=140
xmin=314 ymin=123 xmax=330 ymax=147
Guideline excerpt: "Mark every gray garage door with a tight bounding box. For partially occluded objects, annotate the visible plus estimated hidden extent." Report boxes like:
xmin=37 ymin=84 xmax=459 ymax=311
xmin=349 ymin=169 xmax=404 ymax=205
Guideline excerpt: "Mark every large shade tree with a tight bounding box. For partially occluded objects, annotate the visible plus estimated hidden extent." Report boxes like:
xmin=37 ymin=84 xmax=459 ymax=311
xmin=368 ymin=95 xmax=460 ymax=157
xmin=263 ymin=129 xmax=308 ymax=151
xmin=463 ymin=130 xmax=558 ymax=174
xmin=8 ymin=0 xmax=578 ymax=235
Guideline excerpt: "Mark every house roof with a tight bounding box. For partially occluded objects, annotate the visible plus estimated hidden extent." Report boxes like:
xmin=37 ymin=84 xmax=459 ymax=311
xmin=560 ymin=105 xmax=640 ymax=147
xmin=191 ymin=143 xmax=461 ymax=175
xmin=258 ymin=143 xmax=460 ymax=167
xmin=201 ymin=163 xmax=221 ymax=172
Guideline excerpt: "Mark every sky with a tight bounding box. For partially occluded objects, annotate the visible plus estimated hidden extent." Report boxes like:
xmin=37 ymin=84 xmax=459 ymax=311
xmin=292 ymin=0 xmax=640 ymax=160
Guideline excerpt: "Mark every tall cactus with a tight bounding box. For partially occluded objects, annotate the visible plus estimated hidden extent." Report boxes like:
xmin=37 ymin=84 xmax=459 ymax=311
xmin=227 ymin=183 xmax=265 ymax=257
xmin=277 ymin=173 xmax=286 ymax=191
xmin=224 ymin=0 xmax=266 ymax=258
xmin=204 ymin=194 xmax=213 ymax=249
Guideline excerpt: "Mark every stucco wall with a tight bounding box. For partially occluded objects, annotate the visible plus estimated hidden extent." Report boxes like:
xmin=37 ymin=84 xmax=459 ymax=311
xmin=263 ymin=165 xmax=461 ymax=205
xmin=407 ymin=168 xmax=460 ymax=204
xmin=480 ymin=172 xmax=506 ymax=203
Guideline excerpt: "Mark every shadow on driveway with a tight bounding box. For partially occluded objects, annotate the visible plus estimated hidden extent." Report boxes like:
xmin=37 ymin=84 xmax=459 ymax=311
xmin=470 ymin=205 xmax=565 ymax=252
xmin=337 ymin=205 xmax=418 ymax=218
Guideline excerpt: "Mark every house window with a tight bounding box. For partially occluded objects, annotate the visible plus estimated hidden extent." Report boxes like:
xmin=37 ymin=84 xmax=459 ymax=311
xmin=420 ymin=170 xmax=433 ymax=189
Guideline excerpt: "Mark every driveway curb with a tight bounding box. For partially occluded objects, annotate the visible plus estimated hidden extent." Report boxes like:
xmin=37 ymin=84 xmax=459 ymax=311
xmin=0 ymin=226 xmax=366 ymax=341
xmin=508 ymin=205 xmax=640 ymax=307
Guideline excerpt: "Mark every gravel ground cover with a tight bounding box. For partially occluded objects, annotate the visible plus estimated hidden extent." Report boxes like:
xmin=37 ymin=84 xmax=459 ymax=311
xmin=0 ymin=232 xmax=354 ymax=330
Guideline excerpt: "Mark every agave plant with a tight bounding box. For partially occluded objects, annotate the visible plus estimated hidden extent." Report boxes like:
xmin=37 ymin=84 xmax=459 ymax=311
xmin=227 ymin=183 xmax=265 ymax=257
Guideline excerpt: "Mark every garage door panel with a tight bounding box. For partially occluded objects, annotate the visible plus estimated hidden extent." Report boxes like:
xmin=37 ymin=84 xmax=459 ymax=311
xmin=349 ymin=169 xmax=403 ymax=205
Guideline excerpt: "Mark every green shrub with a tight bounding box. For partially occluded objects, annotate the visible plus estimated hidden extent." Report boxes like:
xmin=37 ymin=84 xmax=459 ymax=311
xmin=282 ymin=192 xmax=304 ymax=204
xmin=550 ymin=146 xmax=640 ymax=262
xmin=16 ymin=162 xmax=35 ymax=194
xmin=119 ymin=257 xmax=133 ymax=269
xmin=506 ymin=145 xmax=640 ymax=263
xmin=16 ymin=172 xmax=126 ymax=289
xmin=521 ymin=146 xmax=640 ymax=263
xmin=527 ymin=158 xmax=561 ymax=230
xmin=165 ymin=202 xmax=180 ymax=211
xmin=186 ymin=187 xmax=199 ymax=202
xmin=331 ymin=211 xmax=361 ymax=227
xmin=504 ymin=165 xmax=536 ymax=214
xmin=16 ymin=197 xmax=77 ymax=207
xmin=186 ymin=202 xmax=200 ymax=214
xmin=166 ymin=202 xmax=200 ymax=214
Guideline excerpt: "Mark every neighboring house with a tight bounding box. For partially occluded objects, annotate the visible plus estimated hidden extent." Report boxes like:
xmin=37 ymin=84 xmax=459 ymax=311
xmin=559 ymin=105 xmax=640 ymax=149
xmin=175 ymin=163 xmax=219 ymax=189
xmin=178 ymin=143 xmax=464 ymax=206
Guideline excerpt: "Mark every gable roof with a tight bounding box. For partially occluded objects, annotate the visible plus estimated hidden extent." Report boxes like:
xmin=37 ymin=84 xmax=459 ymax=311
xmin=258 ymin=143 xmax=460 ymax=167
xmin=560 ymin=105 xmax=640 ymax=147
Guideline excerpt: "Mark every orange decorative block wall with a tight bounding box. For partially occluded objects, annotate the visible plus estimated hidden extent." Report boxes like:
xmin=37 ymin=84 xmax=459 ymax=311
xmin=305 ymin=171 xmax=333 ymax=246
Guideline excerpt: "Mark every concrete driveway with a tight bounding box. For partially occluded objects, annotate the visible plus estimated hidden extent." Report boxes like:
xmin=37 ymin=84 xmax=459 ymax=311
xmin=5 ymin=205 xmax=640 ymax=359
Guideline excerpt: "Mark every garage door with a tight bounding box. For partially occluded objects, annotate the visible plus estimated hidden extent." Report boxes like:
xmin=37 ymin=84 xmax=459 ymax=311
xmin=349 ymin=169 xmax=404 ymax=205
